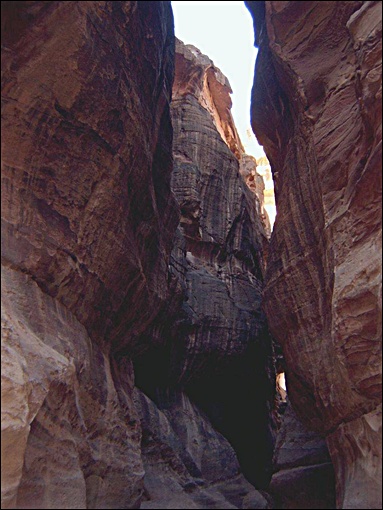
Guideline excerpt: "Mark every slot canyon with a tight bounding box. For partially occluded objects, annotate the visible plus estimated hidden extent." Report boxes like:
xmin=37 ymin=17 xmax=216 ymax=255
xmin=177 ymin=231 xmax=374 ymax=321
xmin=1 ymin=1 xmax=381 ymax=509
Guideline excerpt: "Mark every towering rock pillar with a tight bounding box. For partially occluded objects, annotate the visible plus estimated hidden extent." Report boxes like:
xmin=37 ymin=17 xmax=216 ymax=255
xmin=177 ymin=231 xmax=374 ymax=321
xmin=136 ymin=38 xmax=276 ymax=492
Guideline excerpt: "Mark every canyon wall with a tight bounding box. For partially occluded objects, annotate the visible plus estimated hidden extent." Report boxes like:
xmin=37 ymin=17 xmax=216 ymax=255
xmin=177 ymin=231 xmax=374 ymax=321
xmin=1 ymin=2 xmax=274 ymax=509
xmin=1 ymin=2 xmax=177 ymax=508
xmin=169 ymin=39 xmax=274 ymax=488
xmin=247 ymin=1 xmax=382 ymax=508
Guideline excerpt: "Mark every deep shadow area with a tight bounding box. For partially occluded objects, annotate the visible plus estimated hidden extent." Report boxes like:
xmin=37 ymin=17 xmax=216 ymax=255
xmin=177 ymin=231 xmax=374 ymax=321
xmin=186 ymin=336 xmax=275 ymax=489
xmin=134 ymin=325 xmax=276 ymax=490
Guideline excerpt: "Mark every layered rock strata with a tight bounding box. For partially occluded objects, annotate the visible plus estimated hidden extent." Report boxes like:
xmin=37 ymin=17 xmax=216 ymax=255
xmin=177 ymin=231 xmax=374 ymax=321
xmin=1 ymin=1 xmax=177 ymax=508
xmin=247 ymin=1 xmax=382 ymax=508
xmin=1 ymin=0 xmax=178 ymax=352
xmin=170 ymin=39 xmax=274 ymax=488
xmin=134 ymin=39 xmax=275 ymax=502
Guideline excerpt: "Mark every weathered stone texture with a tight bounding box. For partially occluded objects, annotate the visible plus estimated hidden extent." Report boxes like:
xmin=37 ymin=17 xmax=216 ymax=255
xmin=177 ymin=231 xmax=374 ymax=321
xmin=239 ymin=154 xmax=271 ymax=237
xmin=269 ymin=402 xmax=335 ymax=509
xmin=2 ymin=3 xmax=275 ymax=508
xmin=1 ymin=2 xmax=176 ymax=508
xmin=170 ymin=39 xmax=269 ymax=382
xmin=247 ymin=1 xmax=382 ymax=508
xmin=173 ymin=39 xmax=245 ymax=160
xmin=254 ymin=156 xmax=276 ymax=230
xmin=1 ymin=266 xmax=144 ymax=509
xmin=135 ymin=389 xmax=270 ymax=509
xmin=165 ymin=40 xmax=275 ymax=489
xmin=1 ymin=0 xmax=178 ymax=351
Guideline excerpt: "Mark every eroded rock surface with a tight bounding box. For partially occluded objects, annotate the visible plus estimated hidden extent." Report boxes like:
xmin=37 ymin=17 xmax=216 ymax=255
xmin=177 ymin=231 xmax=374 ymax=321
xmin=2 ymin=3 xmax=276 ymax=509
xmin=239 ymin=154 xmax=271 ymax=237
xmin=169 ymin=39 xmax=275 ymax=489
xmin=270 ymin=402 xmax=335 ymax=509
xmin=133 ymin=39 xmax=275 ymax=505
xmin=1 ymin=2 xmax=176 ymax=508
xmin=1 ymin=0 xmax=178 ymax=351
xmin=1 ymin=265 xmax=144 ymax=509
xmin=247 ymin=1 xmax=382 ymax=508
xmin=135 ymin=390 xmax=270 ymax=510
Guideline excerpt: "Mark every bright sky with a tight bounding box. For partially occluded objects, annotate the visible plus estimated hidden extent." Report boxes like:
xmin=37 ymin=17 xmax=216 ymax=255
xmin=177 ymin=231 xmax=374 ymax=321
xmin=171 ymin=1 xmax=265 ymax=159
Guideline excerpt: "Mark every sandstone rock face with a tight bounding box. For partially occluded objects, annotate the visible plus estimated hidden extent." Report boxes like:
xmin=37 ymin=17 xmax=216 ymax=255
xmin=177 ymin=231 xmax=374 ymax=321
xmin=173 ymin=39 xmax=244 ymax=160
xmin=168 ymin=39 xmax=275 ymax=488
xmin=239 ymin=154 xmax=271 ymax=237
xmin=1 ymin=0 xmax=178 ymax=351
xmin=2 ymin=3 xmax=276 ymax=509
xmin=135 ymin=389 xmax=270 ymax=509
xmin=254 ymin=156 xmax=276 ymax=230
xmin=1 ymin=2 xmax=177 ymax=508
xmin=133 ymin=39 xmax=275 ymax=503
xmin=170 ymin=39 xmax=269 ymax=381
xmin=1 ymin=265 xmax=144 ymax=509
xmin=247 ymin=1 xmax=382 ymax=508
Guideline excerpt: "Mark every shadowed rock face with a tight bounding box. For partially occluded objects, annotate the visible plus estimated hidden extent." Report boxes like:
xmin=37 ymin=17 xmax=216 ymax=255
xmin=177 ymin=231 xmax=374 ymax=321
xmin=2 ymin=267 xmax=144 ymax=509
xmin=170 ymin=40 xmax=269 ymax=384
xmin=135 ymin=39 xmax=276 ymax=497
xmin=1 ymin=2 xmax=177 ymax=508
xmin=239 ymin=154 xmax=272 ymax=237
xmin=269 ymin=402 xmax=336 ymax=509
xmin=135 ymin=389 xmax=270 ymax=510
xmin=247 ymin=1 xmax=382 ymax=508
xmin=170 ymin=40 xmax=275 ymax=490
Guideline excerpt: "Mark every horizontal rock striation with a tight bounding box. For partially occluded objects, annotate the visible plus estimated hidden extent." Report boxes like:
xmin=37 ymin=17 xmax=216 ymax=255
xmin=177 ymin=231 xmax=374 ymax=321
xmin=173 ymin=39 xmax=245 ymax=160
xmin=247 ymin=1 xmax=382 ymax=508
xmin=134 ymin=38 xmax=275 ymax=502
xmin=2 ymin=3 xmax=276 ymax=509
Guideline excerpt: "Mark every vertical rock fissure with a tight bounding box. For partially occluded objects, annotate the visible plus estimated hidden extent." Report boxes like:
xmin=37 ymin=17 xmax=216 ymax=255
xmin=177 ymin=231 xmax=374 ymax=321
xmin=3 ymin=2 xmax=379 ymax=509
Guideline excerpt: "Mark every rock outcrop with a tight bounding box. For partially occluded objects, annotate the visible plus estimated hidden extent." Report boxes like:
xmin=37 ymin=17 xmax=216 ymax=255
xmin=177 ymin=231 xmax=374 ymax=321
xmin=254 ymin=156 xmax=276 ymax=230
xmin=135 ymin=389 xmax=270 ymax=510
xmin=1 ymin=2 xmax=177 ymax=508
xmin=170 ymin=39 xmax=274 ymax=488
xmin=239 ymin=154 xmax=271 ymax=237
xmin=247 ymin=1 xmax=382 ymax=508
xmin=2 ymin=266 xmax=144 ymax=509
xmin=270 ymin=402 xmax=335 ymax=509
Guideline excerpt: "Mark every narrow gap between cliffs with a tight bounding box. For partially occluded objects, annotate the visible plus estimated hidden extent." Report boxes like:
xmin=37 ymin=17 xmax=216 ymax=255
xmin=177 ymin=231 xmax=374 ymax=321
xmin=133 ymin=0 xmax=287 ymax=497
